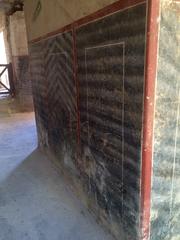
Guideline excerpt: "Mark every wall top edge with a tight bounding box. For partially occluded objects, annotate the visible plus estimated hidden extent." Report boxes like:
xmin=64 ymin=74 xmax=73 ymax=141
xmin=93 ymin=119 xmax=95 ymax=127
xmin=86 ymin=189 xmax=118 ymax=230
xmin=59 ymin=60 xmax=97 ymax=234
xmin=28 ymin=0 xmax=146 ymax=45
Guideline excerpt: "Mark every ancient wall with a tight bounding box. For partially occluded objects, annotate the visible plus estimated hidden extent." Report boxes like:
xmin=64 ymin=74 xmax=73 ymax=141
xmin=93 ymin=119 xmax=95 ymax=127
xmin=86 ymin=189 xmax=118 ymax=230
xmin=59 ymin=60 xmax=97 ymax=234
xmin=29 ymin=1 xmax=147 ymax=239
xmin=1 ymin=10 xmax=33 ymax=110
xmin=150 ymin=1 xmax=180 ymax=240
xmin=26 ymin=0 xmax=180 ymax=239
xmin=24 ymin=0 xmax=118 ymax=41
xmin=9 ymin=11 xmax=33 ymax=110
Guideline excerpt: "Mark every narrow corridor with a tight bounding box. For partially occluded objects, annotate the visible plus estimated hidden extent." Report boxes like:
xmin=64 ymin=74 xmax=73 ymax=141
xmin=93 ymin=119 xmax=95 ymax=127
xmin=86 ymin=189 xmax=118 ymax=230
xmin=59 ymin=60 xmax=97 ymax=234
xmin=0 ymin=99 xmax=113 ymax=240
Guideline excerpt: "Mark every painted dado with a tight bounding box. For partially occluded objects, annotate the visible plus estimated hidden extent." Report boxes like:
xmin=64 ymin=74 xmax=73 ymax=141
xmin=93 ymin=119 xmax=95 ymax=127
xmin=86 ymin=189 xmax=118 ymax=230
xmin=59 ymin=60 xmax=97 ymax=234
xmin=26 ymin=0 xmax=180 ymax=240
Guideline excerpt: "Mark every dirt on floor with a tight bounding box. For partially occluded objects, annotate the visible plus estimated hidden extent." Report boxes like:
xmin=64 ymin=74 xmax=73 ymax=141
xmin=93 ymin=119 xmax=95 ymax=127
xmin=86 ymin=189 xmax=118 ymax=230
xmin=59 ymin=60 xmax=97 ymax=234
xmin=0 ymin=97 xmax=114 ymax=240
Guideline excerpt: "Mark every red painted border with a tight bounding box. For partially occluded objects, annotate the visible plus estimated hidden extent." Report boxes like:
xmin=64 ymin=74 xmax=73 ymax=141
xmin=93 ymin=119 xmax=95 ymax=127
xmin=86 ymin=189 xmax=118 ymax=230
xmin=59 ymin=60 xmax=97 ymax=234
xmin=72 ymin=28 xmax=81 ymax=146
xmin=140 ymin=0 xmax=160 ymax=239
xmin=74 ymin=0 xmax=145 ymax=27
xmin=29 ymin=0 xmax=145 ymax=44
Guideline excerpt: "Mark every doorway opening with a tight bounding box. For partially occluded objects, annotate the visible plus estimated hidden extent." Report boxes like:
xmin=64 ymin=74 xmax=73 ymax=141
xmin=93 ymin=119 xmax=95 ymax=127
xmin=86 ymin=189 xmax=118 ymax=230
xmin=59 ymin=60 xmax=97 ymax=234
xmin=0 ymin=31 xmax=12 ymax=96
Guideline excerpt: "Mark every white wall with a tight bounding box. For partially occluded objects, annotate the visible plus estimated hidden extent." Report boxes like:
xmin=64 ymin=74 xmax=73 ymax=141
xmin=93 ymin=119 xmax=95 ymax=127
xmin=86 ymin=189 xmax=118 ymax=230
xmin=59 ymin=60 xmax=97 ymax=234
xmin=24 ymin=0 xmax=118 ymax=41
xmin=9 ymin=11 xmax=28 ymax=56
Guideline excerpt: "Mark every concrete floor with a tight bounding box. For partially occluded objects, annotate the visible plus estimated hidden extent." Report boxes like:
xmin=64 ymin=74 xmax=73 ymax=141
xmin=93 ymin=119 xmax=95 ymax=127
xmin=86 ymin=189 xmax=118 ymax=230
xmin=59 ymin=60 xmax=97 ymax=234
xmin=0 ymin=99 xmax=114 ymax=240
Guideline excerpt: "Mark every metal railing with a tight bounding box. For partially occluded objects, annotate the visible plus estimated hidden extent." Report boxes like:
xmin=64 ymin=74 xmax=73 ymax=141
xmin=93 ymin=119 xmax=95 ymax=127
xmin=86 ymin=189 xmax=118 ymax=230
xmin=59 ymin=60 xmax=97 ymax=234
xmin=0 ymin=63 xmax=15 ymax=96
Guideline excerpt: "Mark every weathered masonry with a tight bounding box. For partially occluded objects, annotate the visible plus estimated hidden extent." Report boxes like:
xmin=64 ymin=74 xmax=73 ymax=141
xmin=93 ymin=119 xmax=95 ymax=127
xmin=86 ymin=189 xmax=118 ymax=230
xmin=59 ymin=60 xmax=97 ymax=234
xmin=25 ymin=0 xmax=180 ymax=240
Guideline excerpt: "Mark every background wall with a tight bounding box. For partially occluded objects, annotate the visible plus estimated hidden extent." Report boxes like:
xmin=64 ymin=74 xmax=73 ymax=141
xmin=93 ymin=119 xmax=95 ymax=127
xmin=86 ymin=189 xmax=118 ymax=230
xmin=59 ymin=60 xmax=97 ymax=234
xmin=9 ymin=11 xmax=33 ymax=110
xmin=9 ymin=11 xmax=28 ymax=56
xmin=24 ymin=0 xmax=118 ymax=41
xmin=0 ymin=9 xmax=33 ymax=111
xmin=0 ymin=11 xmax=4 ymax=28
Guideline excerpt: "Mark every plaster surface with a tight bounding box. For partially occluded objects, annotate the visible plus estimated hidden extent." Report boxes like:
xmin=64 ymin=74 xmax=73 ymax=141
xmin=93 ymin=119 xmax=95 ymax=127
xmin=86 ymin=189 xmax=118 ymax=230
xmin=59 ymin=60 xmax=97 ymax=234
xmin=9 ymin=11 xmax=28 ymax=57
xmin=29 ymin=3 xmax=147 ymax=239
xmin=24 ymin=0 xmax=118 ymax=41
xmin=76 ymin=4 xmax=146 ymax=239
xmin=0 ymin=98 xmax=114 ymax=240
xmin=150 ymin=1 xmax=180 ymax=240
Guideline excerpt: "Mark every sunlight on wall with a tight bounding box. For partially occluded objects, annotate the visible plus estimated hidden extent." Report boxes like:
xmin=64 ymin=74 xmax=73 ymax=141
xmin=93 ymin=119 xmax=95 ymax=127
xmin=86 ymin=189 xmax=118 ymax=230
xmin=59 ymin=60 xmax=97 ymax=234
xmin=0 ymin=31 xmax=9 ymax=89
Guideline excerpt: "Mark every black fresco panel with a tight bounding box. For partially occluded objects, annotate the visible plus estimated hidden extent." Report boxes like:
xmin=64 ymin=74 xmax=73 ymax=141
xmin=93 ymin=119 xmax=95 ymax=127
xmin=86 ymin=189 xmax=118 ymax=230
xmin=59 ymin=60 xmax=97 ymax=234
xmin=44 ymin=32 xmax=77 ymax=168
xmin=76 ymin=3 xmax=146 ymax=239
xmin=29 ymin=43 xmax=48 ymax=146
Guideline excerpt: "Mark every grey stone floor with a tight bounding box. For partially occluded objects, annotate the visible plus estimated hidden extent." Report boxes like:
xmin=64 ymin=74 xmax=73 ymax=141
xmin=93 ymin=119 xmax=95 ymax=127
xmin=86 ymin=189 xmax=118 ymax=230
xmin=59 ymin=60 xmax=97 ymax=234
xmin=0 ymin=99 xmax=113 ymax=240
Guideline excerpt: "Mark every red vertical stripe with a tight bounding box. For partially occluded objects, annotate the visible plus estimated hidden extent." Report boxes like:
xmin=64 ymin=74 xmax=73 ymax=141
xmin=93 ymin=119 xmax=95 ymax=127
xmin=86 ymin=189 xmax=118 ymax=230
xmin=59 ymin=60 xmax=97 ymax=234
xmin=140 ymin=0 xmax=160 ymax=239
xmin=72 ymin=28 xmax=81 ymax=146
